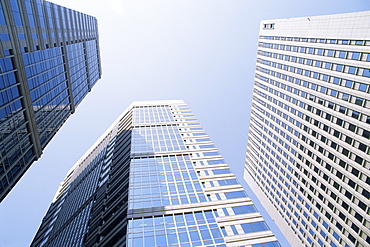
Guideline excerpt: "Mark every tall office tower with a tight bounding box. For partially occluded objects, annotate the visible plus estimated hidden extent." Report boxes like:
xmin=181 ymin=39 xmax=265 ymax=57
xmin=245 ymin=11 xmax=370 ymax=247
xmin=32 ymin=100 xmax=280 ymax=247
xmin=0 ymin=0 xmax=101 ymax=201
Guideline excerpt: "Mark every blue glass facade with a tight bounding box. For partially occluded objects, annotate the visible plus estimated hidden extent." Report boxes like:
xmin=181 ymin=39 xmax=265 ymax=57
xmin=32 ymin=100 xmax=279 ymax=247
xmin=0 ymin=54 xmax=33 ymax=197
xmin=24 ymin=47 xmax=70 ymax=146
xmin=0 ymin=0 xmax=101 ymax=202
xmin=129 ymin=155 xmax=206 ymax=209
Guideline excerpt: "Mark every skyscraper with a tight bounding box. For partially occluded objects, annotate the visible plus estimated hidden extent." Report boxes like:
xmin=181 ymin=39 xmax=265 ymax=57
xmin=32 ymin=100 xmax=280 ymax=247
xmin=245 ymin=11 xmax=370 ymax=247
xmin=0 ymin=0 xmax=101 ymax=201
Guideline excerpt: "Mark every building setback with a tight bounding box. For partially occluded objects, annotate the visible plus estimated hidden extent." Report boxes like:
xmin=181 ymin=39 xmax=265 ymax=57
xmin=0 ymin=0 xmax=101 ymax=201
xmin=32 ymin=100 xmax=280 ymax=247
xmin=245 ymin=11 xmax=370 ymax=247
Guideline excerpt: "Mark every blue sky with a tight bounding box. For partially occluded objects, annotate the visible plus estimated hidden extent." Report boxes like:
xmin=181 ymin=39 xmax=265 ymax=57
xmin=0 ymin=1 xmax=369 ymax=246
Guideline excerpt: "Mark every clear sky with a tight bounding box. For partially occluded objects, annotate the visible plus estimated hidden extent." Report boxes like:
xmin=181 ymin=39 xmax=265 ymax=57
xmin=0 ymin=1 xmax=369 ymax=246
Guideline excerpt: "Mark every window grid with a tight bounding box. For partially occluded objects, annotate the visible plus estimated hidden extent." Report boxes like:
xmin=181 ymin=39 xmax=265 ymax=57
xmin=133 ymin=106 xmax=174 ymax=124
xmin=127 ymin=210 xmax=226 ymax=247
xmin=132 ymin=125 xmax=186 ymax=154
xmin=129 ymin=155 xmax=206 ymax=209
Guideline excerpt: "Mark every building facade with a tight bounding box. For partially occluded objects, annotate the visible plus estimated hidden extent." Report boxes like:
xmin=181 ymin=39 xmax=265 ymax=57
xmin=32 ymin=100 xmax=279 ymax=247
xmin=245 ymin=11 xmax=370 ymax=247
xmin=0 ymin=0 xmax=101 ymax=201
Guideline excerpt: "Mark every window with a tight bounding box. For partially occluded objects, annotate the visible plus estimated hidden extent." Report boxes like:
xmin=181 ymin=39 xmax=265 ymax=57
xmin=327 ymin=50 xmax=335 ymax=57
xmin=339 ymin=106 xmax=347 ymax=114
xmin=338 ymin=51 xmax=346 ymax=58
xmin=199 ymin=144 xmax=215 ymax=149
xmin=332 ymin=77 xmax=340 ymax=84
xmin=345 ymin=136 xmax=352 ymax=144
xmin=10 ymin=0 xmax=23 ymax=26
xmin=263 ymin=23 xmax=275 ymax=29
xmin=0 ymin=33 xmax=10 ymax=41
xmin=342 ymin=93 xmax=349 ymax=101
xmin=212 ymin=169 xmax=230 ymax=175
xmin=18 ymin=33 xmax=26 ymax=40
xmin=218 ymin=179 xmax=238 ymax=186
xmin=352 ymin=52 xmax=360 ymax=60
xmin=203 ymin=151 xmax=219 ymax=157
xmin=207 ymin=160 xmax=225 ymax=165
xmin=362 ymin=130 xmax=370 ymax=139
xmin=352 ymin=111 xmax=359 ymax=119
xmin=241 ymin=221 xmax=269 ymax=234
xmin=335 ymin=64 xmax=343 ymax=72
xmin=316 ymin=49 xmax=324 ymax=55
xmin=358 ymin=83 xmax=368 ymax=92
xmin=348 ymin=124 xmax=356 ymax=132
xmin=348 ymin=66 xmax=356 ymax=74
xmin=224 ymin=191 xmax=247 ymax=199
xmin=232 ymin=205 xmax=257 ymax=215
xmin=355 ymin=97 xmax=364 ymax=106
xmin=363 ymin=68 xmax=370 ymax=77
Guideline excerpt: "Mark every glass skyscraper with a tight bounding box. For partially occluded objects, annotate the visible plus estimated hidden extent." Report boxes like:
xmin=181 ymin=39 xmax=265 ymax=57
xmin=245 ymin=11 xmax=370 ymax=247
xmin=0 ymin=0 xmax=101 ymax=201
xmin=32 ymin=100 xmax=280 ymax=247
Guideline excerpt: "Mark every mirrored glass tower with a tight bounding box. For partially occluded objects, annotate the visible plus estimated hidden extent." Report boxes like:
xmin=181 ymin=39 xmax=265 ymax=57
xmin=0 ymin=0 xmax=101 ymax=201
xmin=245 ymin=11 xmax=370 ymax=247
xmin=32 ymin=100 xmax=280 ymax=247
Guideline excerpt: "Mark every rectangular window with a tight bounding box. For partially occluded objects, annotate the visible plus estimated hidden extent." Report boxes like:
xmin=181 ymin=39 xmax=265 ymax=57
xmin=316 ymin=48 xmax=324 ymax=55
xmin=332 ymin=77 xmax=340 ymax=85
xmin=203 ymin=151 xmax=219 ymax=157
xmin=324 ymin=62 xmax=332 ymax=69
xmin=327 ymin=50 xmax=335 ymax=57
xmin=199 ymin=144 xmax=215 ymax=149
xmin=363 ymin=68 xmax=370 ymax=77
xmin=338 ymin=51 xmax=346 ymax=58
xmin=348 ymin=66 xmax=357 ymax=74
xmin=218 ymin=179 xmax=238 ymax=186
xmin=212 ymin=169 xmax=230 ymax=175
xmin=0 ymin=33 xmax=10 ymax=41
xmin=355 ymin=97 xmax=364 ymax=106
xmin=224 ymin=191 xmax=247 ymax=199
xmin=335 ymin=64 xmax=343 ymax=72
xmin=232 ymin=205 xmax=257 ymax=214
xmin=18 ymin=33 xmax=26 ymax=40
xmin=10 ymin=0 xmax=23 ymax=26
xmin=358 ymin=83 xmax=368 ymax=92
xmin=241 ymin=222 xmax=269 ymax=234
xmin=207 ymin=160 xmax=225 ymax=165
xmin=352 ymin=52 xmax=360 ymax=60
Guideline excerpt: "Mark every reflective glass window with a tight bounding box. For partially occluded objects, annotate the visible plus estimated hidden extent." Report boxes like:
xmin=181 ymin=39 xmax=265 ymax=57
xmin=241 ymin=221 xmax=269 ymax=234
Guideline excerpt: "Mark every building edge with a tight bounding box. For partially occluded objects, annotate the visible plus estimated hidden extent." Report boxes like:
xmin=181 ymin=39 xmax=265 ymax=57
xmin=244 ymin=167 xmax=302 ymax=247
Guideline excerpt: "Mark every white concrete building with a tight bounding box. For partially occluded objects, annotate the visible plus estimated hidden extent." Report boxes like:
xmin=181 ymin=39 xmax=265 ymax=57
xmin=245 ymin=11 xmax=370 ymax=247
